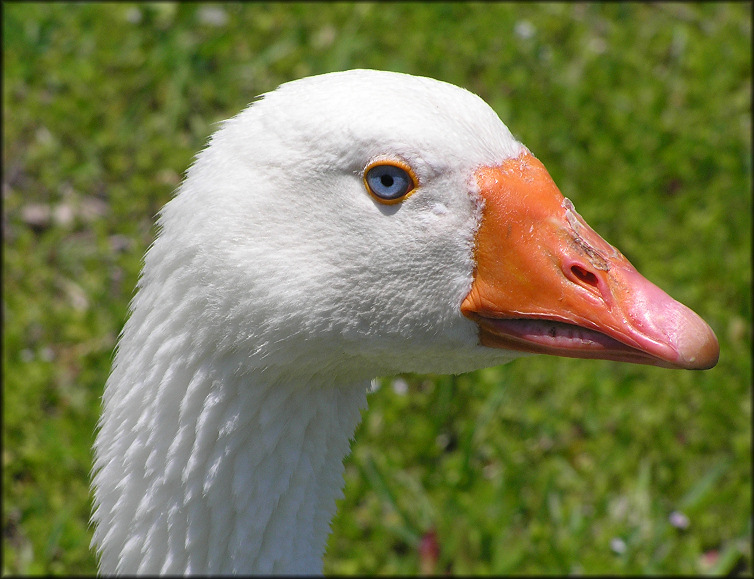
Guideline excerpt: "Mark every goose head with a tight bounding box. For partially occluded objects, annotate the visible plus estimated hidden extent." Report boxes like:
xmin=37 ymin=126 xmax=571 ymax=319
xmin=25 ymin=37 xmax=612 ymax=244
xmin=92 ymin=69 xmax=718 ymax=574
xmin=155 ymin=69 xmax=716 ymax=377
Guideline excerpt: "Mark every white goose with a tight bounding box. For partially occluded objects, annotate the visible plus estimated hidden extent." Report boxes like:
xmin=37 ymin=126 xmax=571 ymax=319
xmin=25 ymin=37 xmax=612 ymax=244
xmin=91 ymin=69 xmax=718 ymax=574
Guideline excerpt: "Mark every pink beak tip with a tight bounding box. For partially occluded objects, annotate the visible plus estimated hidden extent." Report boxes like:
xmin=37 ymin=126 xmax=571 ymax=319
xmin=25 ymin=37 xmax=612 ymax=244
xmin=675 ymin=311 xmax=720 ymax=370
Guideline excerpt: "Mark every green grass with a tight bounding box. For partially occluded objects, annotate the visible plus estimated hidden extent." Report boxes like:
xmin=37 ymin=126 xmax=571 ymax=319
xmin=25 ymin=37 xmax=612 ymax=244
xmin=3 ymin=2 xmax=750 ymax=574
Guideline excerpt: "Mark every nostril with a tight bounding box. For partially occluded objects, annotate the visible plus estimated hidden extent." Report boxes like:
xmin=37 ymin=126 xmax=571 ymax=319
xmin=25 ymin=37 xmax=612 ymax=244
xmin=564 ymin=260 xmax=613 ymax=305
xmin=571 ymin=264 xmax=599 ymax=287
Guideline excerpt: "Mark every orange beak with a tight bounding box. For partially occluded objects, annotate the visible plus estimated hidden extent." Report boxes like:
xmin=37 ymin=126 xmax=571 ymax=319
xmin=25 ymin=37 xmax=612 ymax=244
xmin=461 ymin=152 xmax=719 ymax=370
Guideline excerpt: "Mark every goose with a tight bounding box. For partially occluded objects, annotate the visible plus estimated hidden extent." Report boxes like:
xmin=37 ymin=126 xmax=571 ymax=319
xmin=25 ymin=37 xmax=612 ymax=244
xmin=91 ymin=69 xmax=719 ymax=575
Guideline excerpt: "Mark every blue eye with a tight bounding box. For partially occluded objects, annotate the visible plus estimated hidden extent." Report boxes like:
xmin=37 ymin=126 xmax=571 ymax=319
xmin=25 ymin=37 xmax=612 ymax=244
xmin=365 ymin=164 xmax=415 ymax=202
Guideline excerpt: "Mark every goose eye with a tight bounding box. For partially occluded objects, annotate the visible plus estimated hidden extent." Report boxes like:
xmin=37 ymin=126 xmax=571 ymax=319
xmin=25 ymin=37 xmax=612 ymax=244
xmin=364 ymin=163 xmax=415 ymax=203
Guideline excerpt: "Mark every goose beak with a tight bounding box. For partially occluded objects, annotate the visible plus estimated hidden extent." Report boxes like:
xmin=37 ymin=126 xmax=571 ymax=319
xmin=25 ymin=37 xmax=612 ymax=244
xmin=461 ymin=152 xmax=719 ymax=370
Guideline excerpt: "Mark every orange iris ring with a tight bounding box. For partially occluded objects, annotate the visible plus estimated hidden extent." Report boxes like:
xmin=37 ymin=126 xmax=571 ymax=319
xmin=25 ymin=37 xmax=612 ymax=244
xmin=362 ymin=158 xmax=420 ymax=205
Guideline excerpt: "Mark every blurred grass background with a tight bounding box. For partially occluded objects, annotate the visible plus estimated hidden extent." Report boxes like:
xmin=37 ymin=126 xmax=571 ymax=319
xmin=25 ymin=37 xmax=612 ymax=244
xmin=3 ymin=2 xmax=750 ymax=574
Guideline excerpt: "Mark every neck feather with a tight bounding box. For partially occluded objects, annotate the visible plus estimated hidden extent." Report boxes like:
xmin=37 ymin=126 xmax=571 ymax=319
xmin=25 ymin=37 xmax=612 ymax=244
xmin=92 ymin=325 xmax=368 ymax=574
